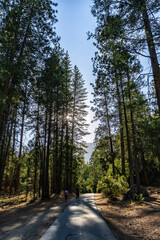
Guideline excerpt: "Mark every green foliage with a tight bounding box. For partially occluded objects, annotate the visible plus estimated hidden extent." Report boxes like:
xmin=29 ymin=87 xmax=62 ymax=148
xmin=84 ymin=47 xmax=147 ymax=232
xmin=97 ymin=175 xmax=129 ymax=199
xmin=1 ymin=0 xmax=160 ymax=201
xmin=89 ymin=0 xmax=160 ymax=193
xmin=20 ymin=153 xmax=34 ymax=194
xmin=133 ymin=194 xmax=144 ymax=201
xmin=81 ymin=141 xmax=129 ymax=197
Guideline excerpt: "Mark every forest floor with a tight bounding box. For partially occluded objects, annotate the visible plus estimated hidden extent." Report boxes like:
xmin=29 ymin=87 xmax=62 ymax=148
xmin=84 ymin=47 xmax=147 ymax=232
xmin=0 ymin=189 xmax=160 ymax=240
xmin=0 ymin=194 xmax=74 ymax=240
xmin=95 ymin=187 xmax=160 ymax=240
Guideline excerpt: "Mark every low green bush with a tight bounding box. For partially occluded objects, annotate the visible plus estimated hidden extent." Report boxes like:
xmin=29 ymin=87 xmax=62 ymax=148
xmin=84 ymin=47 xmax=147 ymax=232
xmin=133 ymin=193 xmax=144 ymax=201
xmin=97 ymin=175 xmax=129 ymax=199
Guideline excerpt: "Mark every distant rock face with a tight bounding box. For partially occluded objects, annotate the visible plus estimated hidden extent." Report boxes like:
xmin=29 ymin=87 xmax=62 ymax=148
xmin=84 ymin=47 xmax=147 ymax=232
xmin=84 ymin=142 xmax=95 ymax=163
xmin=123 ymin=185 xmax=149 ymax=200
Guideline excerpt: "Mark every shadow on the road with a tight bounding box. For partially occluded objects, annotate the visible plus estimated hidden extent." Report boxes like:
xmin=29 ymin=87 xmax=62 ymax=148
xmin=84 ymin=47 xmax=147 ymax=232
xmin=82 ymin=194 xmax=141 ymax=240
xmin=0 ymin=197 xmax=74 ymax=240
xmin=47 ymin=194 xmax=142 ymax=240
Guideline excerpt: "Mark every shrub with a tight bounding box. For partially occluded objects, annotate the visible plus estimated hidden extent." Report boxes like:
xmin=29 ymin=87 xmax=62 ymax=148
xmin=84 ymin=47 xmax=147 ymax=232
xmin=97 ymin=175 xmax=129 ymax=199
xmin=133 ymin=193 xmax=144 ymax=201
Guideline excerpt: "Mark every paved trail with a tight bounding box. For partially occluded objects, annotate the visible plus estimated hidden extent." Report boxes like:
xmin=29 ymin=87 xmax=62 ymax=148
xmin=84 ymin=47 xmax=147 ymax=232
xmin=41 ymin=193 xmax=117 ymax=240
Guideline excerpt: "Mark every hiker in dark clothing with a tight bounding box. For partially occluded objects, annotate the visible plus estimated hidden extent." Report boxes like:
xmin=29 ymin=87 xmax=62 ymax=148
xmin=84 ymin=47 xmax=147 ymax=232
xmin=64 ymin=190 xmax=69 ymax=202
xmin=75 ymin=186 xmax=79 ymax=202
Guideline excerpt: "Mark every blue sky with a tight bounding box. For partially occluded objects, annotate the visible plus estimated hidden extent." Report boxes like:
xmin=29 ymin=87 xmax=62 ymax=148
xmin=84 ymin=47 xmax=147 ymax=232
xmin=56 ymin=0 xmax=97 ymax=142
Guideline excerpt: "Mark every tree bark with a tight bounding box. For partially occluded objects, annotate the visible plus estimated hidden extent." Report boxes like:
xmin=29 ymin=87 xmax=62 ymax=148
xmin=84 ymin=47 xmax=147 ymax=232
xmin=104 ymin=91 xmax=115 ymax=176
xmin=14 ymin=86 xmax=26 ymax=194
xmin=52 ymin=111 xmax=59 ymax=194
xmin=41 ymin=110 xmax=48 ymax=200
xmin=141 ymin=0 xmax=160 ymax=115
xmin=65 ymin=116 xmax=70 ymax=190
xmin=116 ymin=73 xmax=125 ymax=176
xmin=45 ymin=103 xmax=52 ymax=199
xmin=59 ymin=111 xmax=65 ymax=192
xmin=33 ymin=102 xmax=40 ymax=200
xmin=127 ymin=70 xmax=140 ymax=193
xmin=9 ymin=109 xmax=17 ymax=196
xmin=26 ymin=157 xmax=31 ymax=201
xmin=121 ymin=76 xmax=134 ymax=186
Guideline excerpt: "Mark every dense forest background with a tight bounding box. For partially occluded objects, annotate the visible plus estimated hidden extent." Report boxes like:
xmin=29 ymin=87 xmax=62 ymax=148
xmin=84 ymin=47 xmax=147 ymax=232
xmin=83 ymin=0 xmax=160 ymax=197
xmin=0 ymin=0 xmax=160 ymax=200
xmin=0 ymin=0 xmax=88 ymax=200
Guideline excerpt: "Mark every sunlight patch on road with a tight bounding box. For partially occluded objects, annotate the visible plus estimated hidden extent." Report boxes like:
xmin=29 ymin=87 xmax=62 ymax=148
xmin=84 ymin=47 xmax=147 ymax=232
xmin=1 ymin=223 xmax=22 ymax=232
xmin=50 ymin=206 xmax=61 ymax=210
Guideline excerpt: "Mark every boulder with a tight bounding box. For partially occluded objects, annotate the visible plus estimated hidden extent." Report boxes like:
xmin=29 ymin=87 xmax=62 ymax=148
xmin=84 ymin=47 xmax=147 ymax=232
xmin=123 ymin=185 xmax=149 ymax=200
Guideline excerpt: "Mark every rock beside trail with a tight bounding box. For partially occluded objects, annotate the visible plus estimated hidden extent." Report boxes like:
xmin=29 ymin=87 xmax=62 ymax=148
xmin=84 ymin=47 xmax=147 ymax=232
xmin=123 ymin=185 xmax=149 ymax=200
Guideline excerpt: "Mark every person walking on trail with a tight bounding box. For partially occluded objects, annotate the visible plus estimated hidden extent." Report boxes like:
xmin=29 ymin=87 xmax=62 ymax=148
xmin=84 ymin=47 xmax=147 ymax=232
xmin=64 ymin=189 xmax=69 ymax=202
xmin=75 ymin=186 xmax=79 ymax=202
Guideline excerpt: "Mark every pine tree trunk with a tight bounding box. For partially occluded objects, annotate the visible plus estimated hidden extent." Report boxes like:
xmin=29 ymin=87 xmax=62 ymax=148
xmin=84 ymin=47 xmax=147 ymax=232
xmin=70 ymin=125 xmax=74 ymax=192
xmin=137 ymin=137 xmax=149 ymax=186
xmin=59 ymin=112 xmax=64 ymax=192
xmin=141 ymin=0 xmax=160 ymax=115
xmin=127 ymin=72 xmax=140 ymax=193
xmin=55 ymin=114 xmax=59 ymax=193
xmin=104 ymin=92 xmax=115 ymax=176
xmin=65 ymin=116 xmax=70 ymax=190
xmin=70 ymin=90 xmax=76 ymax=192
xmin=140 ymin=145 xmax=149 ymax=186
xmin=45 ymin=103 xmax=52 ymax=199
xmin=9 ymin=110 xmax=17 ymax=196
xmin=0 ymin=110 xmax=11 ymax=192
xmin=33 ymin=102 xmax=40 ymax=200
xmin=9 ymin=167 xmax=14 ymax=197
xmin=41 ymin=110 xmax=47 ymax=200
xmin=0 ymin=111 xmax=13 ymax=192
xmin=121 ymin=77 xmax=134 ymax=186
xmin=4 ymin=157 xmax=9 ymax=193
xmin=14 ymin=89 xmax=26 ymax=194
xmin=26 ymin=157 xmax=31 ymax=201
xmin=39 ymin=148 xmax=44 ymax=198
xmin=51 ymin=116 xmax=56 ymax=194
xmin=52 ymin=112 xmax=59 ymax=194
xmin=130 ymin=109 xmax=140 ymax=193
xmin=116 ymin=74 xmax=125 ymax=176
xmin=3 ymin=120 xmax=13 ymax=193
